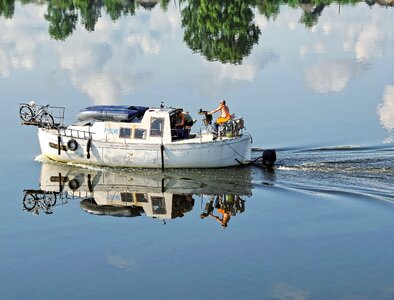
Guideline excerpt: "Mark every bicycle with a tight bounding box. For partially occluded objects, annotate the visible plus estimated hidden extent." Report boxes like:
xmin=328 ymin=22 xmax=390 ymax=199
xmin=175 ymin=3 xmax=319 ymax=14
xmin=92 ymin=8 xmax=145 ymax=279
xmin=19 ymin=102 xmax=54 ymax=128
xmin=23 ymin=190 xmax=57 ymax=215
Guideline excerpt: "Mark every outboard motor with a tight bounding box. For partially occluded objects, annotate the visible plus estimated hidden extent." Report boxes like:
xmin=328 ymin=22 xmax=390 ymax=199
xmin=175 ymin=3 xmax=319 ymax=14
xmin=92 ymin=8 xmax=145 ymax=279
xmin=262 ymin=149 xmax=276 ymax=168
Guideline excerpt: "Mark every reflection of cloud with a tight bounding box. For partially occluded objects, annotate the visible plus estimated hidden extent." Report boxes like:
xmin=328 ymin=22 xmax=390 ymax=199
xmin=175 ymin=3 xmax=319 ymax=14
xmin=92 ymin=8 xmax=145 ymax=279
xmin=305 ymin=61 xmax=351 ymax=93
xmin=271 ymin=282 xmax=310 ymax=300
xmin=217 ymin=50 xmax=279 ymax=82
xmin=378 ymin=85 xmax=394 ymax=143
xmin=0 ymin=5 xmax=47 ymax=77
xmin=56 ymin=37 xmax=153 ymax=104
xmin=354 ymin=25 xmax=382 ymax=62
xmin=298 ymin=8 xmax=393 ymax=94
xmin=198 ymin=50 xmax=279 ymax=97
xmin=107 ymin=255 xmax=136 ymax=271
xmin=0 ymin=4 xmax=179 ymax=104
xmin=381 ymin=284 xmax=394 ymax=299
xmin=53 ymin=11 xmax=175 ymax=104
xmin=127 ymin=35 xmax=160 ymax=54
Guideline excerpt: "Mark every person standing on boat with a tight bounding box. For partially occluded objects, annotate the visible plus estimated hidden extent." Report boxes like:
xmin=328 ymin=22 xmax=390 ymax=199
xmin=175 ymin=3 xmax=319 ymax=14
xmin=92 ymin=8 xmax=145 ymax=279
xmin=208 ymin=100 xmax=231 ymax=124
xmin=183 ymin=111 xmax=194 ymax=139
xmin=174 ymin=110 xmax=186 ymax=139
xmin=208 ymin=100 xmax=231 ymax=135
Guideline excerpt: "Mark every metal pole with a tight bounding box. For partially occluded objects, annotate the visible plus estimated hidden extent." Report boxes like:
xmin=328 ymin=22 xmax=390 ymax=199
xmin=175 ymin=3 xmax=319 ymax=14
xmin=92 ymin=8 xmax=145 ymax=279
xmin=57 ymin=135 xmax=61 ymax=155
xmin=160 ymin=144 xmax=165 ymax=171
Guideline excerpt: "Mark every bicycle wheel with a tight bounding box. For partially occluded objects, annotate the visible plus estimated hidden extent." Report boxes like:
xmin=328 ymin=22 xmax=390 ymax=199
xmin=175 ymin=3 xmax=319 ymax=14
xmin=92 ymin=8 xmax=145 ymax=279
xmin=43 ymin=191 xmax=57 ymax=206
xmin=19 ymin=106 xmax=34 ymax=122
xmin=23 ymin=193 xmax=37 ymax=211
xmin=41 ymin=113 xmax=54 ymax=129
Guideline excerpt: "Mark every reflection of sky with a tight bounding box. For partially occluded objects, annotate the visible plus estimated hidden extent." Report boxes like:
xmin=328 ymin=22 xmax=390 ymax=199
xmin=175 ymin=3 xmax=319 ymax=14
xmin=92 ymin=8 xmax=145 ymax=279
xmin=1 ymin=3 xmax=394 ymax=146
xmin=271 ymin=282 xmax=310 ymax=300
xmin=0 ymin=5 xmax=47 ymax=77
xmin=378 ymin=85 xmax=394 ymax=143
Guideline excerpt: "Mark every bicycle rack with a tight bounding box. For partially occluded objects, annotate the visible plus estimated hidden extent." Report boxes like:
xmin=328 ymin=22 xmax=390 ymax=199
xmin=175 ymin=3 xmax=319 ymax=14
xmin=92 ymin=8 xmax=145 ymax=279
xmin=19 ymin=103 xmax=65 ymax=129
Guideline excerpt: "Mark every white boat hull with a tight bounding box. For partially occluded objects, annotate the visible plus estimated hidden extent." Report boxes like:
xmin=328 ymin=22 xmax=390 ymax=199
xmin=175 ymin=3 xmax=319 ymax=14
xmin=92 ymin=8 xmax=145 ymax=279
xmin=38 ymin=128 xmax=252 ymax=168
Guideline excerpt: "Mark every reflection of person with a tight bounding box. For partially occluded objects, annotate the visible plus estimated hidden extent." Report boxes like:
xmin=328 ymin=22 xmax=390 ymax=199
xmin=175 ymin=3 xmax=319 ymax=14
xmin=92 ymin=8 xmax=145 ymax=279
xmin=200 ymin=194 xmax=244 ymax=229
xmin=208 ymin=100 xmax=230 ymax=124
xmin=211 ymin=207 xmax=231 ymax=228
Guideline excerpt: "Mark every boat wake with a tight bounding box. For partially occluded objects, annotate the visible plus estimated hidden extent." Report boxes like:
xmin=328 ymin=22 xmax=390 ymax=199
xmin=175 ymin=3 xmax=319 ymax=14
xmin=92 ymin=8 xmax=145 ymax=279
xmin=252 ymin=146 xmax=394 ymax=202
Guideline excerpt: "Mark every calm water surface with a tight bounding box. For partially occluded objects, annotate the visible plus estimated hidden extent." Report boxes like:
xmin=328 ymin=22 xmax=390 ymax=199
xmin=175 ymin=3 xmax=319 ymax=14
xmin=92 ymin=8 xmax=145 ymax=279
xmin=1 ymin=1 xmax=394 ymax=299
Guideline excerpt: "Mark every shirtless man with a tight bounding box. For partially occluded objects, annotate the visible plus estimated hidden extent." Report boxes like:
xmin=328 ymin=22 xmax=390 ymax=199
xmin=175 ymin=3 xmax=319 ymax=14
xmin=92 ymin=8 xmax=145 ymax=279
xmin=208 ymin=100 xmax=230 ymax=124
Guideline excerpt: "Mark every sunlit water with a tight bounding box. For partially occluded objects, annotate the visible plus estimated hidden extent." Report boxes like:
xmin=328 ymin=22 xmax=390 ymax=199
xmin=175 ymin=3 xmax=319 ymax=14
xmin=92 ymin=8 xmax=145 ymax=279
xmin=1 ymin=1 xmax=394 ymax=299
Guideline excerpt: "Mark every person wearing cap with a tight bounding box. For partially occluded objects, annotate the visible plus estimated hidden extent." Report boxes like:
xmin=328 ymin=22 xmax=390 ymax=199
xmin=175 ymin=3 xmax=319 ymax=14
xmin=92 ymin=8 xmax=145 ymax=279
xmin=208 ymin=100 xmax=230 ymax=124
xmin=208 ymin=100 xmax=231 ymax=136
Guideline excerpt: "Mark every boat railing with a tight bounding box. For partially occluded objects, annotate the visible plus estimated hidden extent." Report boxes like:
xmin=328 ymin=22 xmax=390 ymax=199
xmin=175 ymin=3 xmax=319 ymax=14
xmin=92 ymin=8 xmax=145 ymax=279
xmin=199 ymin=117 xmax=245 ymax=138
xmin=220 ymin=117 xmax=245 ymax=138
xmin=58 ymin=127 xmax=94 ymax=140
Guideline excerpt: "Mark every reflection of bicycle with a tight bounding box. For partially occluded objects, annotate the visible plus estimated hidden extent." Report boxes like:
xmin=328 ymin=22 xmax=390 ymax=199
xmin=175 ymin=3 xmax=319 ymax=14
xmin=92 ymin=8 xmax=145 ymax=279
xmin=23 ymin=190 xmax=57 ymax=215
xmin=19 ymin=103 xmax=54 ymax=128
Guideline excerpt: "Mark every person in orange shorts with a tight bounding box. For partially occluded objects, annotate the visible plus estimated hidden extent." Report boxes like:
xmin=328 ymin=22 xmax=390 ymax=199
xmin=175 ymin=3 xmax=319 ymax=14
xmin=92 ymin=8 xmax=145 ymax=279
xmin=208 ymin=100 xmax=231 ymax=135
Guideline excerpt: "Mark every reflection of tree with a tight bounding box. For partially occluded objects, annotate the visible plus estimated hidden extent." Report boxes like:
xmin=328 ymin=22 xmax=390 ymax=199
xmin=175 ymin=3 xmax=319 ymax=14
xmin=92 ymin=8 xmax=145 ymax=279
xmin=180 ymin=0 xmax=260 ymax=64
xmin=299 ymin=3 xmax=326 ymax=28
xmin=74 ymin=0 xmax=102 ymax=32
xmin=0 ymin=0 xmax=15 ymax=19
xmin=41 ymin=0 xmax=137 ymax=40
xmin=44 ymin=0 xmax=78 ymax=41
xmin=159 ymin=0 xmax=171 ymax=10
xmin=256 ymin=0 xmax=281 ymax=20
xmin=104 ymin=0 xmax=136 ymax=21
xmin=255 ymin=0 xmax=363 ymax=28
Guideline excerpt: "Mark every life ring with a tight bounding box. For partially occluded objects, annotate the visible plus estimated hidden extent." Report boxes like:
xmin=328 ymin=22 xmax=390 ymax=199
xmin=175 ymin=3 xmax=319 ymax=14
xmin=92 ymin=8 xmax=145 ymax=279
xmin=67 ymin=139 xmax=78 ymax=151
xmin=68 ymin=178 xmax=81 ymax=190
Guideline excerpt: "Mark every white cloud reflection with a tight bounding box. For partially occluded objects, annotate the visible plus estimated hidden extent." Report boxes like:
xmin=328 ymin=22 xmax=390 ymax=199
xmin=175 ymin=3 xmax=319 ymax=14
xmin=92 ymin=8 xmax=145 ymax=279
xmin=0 ymin=3 xmax=179 ymax=104
xmin=107 ymin=255 xmax=136 ymax=271
xmin=378 ymin=85 xmax=394 ymax=143
xmin=305 ymin=60 xmax=352 ymax=93
xmin=0 ymin=5 xmax=47 ymax=77
xmin=354 ymin=25 xmax=382 ymax=62
xmin=53 ymin=8 xmax=177 ymax=104
xmin=271 ymin=282 xmax=310 ymax=300
xmin=1 ymin=2 xmax=393 ymax=109
xmin=298 ymin=7 xmax=393 ymax=93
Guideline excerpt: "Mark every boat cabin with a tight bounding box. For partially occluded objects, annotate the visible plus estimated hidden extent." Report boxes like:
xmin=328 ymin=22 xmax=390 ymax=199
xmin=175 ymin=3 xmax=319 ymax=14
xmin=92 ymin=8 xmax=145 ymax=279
xmin=73 ymin=106 xmax=194 ymax=144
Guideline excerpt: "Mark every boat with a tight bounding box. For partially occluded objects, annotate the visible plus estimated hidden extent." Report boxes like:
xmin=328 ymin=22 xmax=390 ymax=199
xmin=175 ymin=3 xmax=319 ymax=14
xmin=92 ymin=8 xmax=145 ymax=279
xmin=22 ymin=161 xmax=253 ymax=221
xmin=19 ymin=103 xmax=257 ymax=169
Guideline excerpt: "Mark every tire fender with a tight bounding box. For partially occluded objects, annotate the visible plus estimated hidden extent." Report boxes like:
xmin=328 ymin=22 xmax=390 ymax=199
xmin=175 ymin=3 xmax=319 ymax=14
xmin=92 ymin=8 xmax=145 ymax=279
xmin=67 ymin=139 xmax=78 ymax=151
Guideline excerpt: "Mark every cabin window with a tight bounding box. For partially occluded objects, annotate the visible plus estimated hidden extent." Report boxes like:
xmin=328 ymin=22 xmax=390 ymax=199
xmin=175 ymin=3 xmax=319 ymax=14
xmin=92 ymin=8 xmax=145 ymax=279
xmin=151 ymin=196 xmax=166 ymax=215
xmin=135 ymin=193 xmax=148 ymax=203
xmin=134 ymin=128 xmax=146 ymax=139
xmin=150 ymin=117 xmax=164 ymax=137
xmin=120 ymin=192 xmax=133 ymax=202
xmin=119 ymin=128 xmax=131 ymax=138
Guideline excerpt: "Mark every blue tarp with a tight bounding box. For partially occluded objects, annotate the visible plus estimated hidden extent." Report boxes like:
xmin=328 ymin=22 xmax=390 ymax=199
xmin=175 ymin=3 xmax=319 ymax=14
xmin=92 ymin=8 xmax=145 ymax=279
xmin=78 ymin=105 xmax=149 ymax=122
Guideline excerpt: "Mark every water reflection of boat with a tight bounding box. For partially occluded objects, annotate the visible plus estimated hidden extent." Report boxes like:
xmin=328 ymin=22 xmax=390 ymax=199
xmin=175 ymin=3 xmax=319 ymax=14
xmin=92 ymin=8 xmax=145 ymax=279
xmin=23 ymin=161 xmax=253 ymax=223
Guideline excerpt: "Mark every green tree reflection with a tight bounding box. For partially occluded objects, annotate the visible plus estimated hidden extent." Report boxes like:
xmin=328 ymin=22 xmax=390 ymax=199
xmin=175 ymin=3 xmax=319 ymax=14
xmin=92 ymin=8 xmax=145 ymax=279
xmin=0 ymin=0 xmax=15 ymax=18
xmin=180 ymin=0 xmax=260 ymax=64
xmin=2 ymin=0 xmax=392 ymax=61
xmin=44 ymin=0 xmax=78 ymax=41
xmin=74 ymin=0 xmax=102 ymax=32
xmin=41 ymin=0 xmax=138 ymax=40
xmin=255 ymin=0 xmax=363 ymax=28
